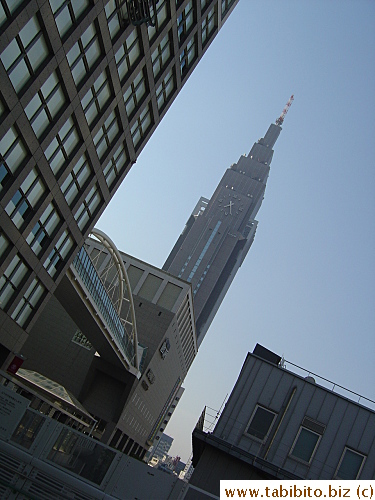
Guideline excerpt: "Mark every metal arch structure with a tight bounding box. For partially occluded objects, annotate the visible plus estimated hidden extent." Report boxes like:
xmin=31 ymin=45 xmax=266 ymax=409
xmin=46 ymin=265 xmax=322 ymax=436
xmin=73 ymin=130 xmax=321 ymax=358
xmin=88 ymin=228 xmax=139 ymax=372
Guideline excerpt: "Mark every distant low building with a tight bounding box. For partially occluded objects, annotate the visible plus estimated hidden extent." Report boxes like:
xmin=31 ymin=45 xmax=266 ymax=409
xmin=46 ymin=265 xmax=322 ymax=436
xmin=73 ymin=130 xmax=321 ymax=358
xmin=180 ymin=457 xmax=194 ymax=482
xmin=187 ymin=344 xmax=375 ymax=498
xmin=148 ymin=433 xmax=174 ymax=464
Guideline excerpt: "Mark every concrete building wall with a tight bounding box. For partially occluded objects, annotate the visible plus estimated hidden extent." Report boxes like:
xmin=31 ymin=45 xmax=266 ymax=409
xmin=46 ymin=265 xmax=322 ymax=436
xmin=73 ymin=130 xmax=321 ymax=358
xmin=213 ymin=351 xmax=375 ymax=480
xmin=188 ymin=444 xmax=268 ymax=499
xmin=21 ymin=294 xmax=96 ymax=396
xmin=116 ymin=316 xmax=184 ymax=448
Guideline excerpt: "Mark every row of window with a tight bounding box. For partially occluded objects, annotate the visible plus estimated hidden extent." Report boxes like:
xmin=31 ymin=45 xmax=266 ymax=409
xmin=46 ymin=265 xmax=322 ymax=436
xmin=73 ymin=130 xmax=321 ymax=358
xmin=1 ymin=1 xmax=216 ymax=99
xmin=1 ymin=16 xmax=49 ymax=93
xmin=0 ymin=11 xmax=212 ymax=186
xmin=187 ymin=220 xmax=221 ymax=282
xmin=0 ymin=0 xmax=225 ymax=288
xmin=1 ymin=118 xmax=127 ymax=246
xmin=0 ymin=237 xmax=45 ymax=328
xmin=246 ymin=404 xmax=367 ymax=479
xmin=2 ymin=167 xmax=76 ymax=275
xmin=51 ymin=0 xmax=224 ymax=47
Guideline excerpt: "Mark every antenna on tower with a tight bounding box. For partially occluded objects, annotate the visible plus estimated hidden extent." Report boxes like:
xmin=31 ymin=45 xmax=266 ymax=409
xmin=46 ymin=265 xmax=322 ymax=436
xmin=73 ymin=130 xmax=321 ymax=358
xmin=276 ymin=95 xmax=294 ymax=126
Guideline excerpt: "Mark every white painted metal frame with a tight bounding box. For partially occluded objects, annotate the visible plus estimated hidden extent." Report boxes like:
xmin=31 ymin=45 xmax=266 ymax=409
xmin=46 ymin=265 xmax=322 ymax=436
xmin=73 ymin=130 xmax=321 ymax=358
xmin=89 ymin=228 xmax=139 ymax=371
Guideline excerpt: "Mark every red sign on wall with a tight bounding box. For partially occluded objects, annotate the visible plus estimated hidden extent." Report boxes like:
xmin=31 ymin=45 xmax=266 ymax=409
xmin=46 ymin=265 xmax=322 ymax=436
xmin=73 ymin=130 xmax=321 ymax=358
xmin=7 ymin=355 xmax=24 ymax=374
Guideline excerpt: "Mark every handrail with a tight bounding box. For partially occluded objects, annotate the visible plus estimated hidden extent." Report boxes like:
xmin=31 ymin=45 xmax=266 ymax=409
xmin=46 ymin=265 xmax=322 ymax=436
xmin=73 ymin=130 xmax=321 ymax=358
xmin=282 ymin=360 xmax=375 ymax=407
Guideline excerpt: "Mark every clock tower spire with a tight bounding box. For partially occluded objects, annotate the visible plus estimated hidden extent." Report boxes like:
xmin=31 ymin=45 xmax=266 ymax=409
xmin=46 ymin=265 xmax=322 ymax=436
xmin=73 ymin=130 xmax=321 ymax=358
xmin=163 ymin=104 xmax=291 ymax=347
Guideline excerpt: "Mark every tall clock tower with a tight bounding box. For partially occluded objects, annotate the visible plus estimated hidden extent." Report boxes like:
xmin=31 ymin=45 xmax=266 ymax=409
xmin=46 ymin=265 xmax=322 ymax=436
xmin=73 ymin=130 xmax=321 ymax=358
xmin=163 ymin=111 xmax=289 ymax=347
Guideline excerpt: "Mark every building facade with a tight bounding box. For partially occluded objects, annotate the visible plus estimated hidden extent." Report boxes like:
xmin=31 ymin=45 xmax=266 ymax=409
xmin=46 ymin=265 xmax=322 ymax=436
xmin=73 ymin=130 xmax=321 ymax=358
xmin=163 ymin=122 xmax=282 ymax=346
xmin=0 ymin=0 xmax=240 ymax=367
xmin=187 ymin=344 xmax=375 ymax=498
xmin=147 ymin=385 xmax=185 ymax=454
xmin=148 ymin=432 xmax=174 ymax=465
xmin=20 ymin=234 xmax=197 ymax=456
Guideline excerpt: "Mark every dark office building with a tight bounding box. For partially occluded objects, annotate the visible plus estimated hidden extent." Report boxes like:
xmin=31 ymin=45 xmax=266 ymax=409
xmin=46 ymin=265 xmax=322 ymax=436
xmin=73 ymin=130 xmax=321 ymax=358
xmin=0 ymin=0 xmax=240 ymax=365
xmin=163 ymin=120 xmax=283 ymax=346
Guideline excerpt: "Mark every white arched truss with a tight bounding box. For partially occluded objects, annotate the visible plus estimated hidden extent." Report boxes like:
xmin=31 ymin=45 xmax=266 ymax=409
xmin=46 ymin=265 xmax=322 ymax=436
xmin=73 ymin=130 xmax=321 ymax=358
xmin=87 ymin=228 xmax=139 ymax=372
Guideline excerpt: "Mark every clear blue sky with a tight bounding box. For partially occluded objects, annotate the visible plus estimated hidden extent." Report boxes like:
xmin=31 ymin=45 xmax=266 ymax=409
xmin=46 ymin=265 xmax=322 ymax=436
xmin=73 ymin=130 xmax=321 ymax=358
xmin=98 ymin=0 xmax=375 ymax=462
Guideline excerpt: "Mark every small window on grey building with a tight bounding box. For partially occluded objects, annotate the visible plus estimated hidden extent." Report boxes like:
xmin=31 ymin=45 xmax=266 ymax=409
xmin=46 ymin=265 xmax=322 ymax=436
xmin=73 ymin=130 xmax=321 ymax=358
xmin=157 ymin=282 xmax=182 ymax=311
xmin=138 ymin=273 xmax=163 ymax=302
xmin=290 ymin=427 xmax=321 ymax=463
xmin=245 ymin=405 xmax=276 ymax=441
xmin=126 ymin=264 xmax=144 ymax=290
xmin=335 ymin=448 xmax=366 ymax=479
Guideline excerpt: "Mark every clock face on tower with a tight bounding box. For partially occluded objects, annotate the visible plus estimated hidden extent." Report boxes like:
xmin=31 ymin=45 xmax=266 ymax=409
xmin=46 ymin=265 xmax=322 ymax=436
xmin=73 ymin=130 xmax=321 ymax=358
xmin=217 ymin=193 xmax=244 ymax=216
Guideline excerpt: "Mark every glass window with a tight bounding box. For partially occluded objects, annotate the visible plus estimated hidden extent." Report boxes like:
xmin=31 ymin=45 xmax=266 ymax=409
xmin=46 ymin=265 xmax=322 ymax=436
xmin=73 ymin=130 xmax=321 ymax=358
xmin=43 ymin=229 xmax=74 ymax=278
xmin=74 ymin=183 xmax=102 ymax=231
xmin=221 ymin=0 xmax=235 ymax=16
xmin=200 ymin=0 xmax=208 ymax=11
xmin=335 ymin=448 xmax=366 ymax=480
xmin=130 ymin=104 xmax=152 ymax=149
xmin=151 ymin=31 xmax=172 ymax=79
xmin=104 ymin=0 xmax=124 ymax=40
xmin=93 ymin=110 xmax=120 ymax=159
xmin=177 ymin=1 xmax=194 ymax=44
xmin=82 ymin=69 xmax=111 ymax=127
xmin=147 ymin=0 xmax=168 ymax=42
xmin=0 ymin=232 xmax=10 ymax=264
xmin=66 ymin=23 xmax=101 ymax=87
xmin=290 ymin=427 xmax=321 ymax=463
xmin=115 ymin=29 xmax=141 ymax=84
xmin=11 ymin=277 xmax=45 ymax=326
xmin=47 ymin=428 xmax=116 ymax=485
xmin=0 ymin=0 xmax=25 ymax=27
xmin=0 ymin=15 xmax=49 ymax=93
xmin=0 ymin=254 xmax=30 ymax=309
xmin=245 ymin=405 xmax=277 ymax=441
xmin=25 ymin=72 xmax=65 ymax=138
xmin=102 ymin=142 xmax=128 ymax=189
xmin=5 ymin=168 xmax=46 ymax=229
xmin=179 ymin=36 xmax=197 ymax=76
xmin=61 ymin=153 xmax=92 ymax=206
xmin=44 ymin=116 xmax=80 ymax=176
xmin=123 ymin=69 xmax=146 ymax=118
xmin=202 ymin=5 xmax=216 ymax=46
xmin=0 ymin=3 xmax=6 ymax=26
xmin=156 ymin=68 xmax=175 ymax=112
xmin=50 ymin=0 xmax=90 ymax=38
xmin=0 ymin=126 xmax=28 ymax=193
xmin=11 ymin=409 xmax=46 ymax=448
xmin=26 ymin=202 xmax=61 ymax=256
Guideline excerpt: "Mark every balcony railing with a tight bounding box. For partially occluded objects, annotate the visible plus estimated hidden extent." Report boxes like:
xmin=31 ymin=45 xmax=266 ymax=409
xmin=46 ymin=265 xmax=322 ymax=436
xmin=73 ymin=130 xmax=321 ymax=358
xmin=72 ymin=247 xmax=135 ymax=365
